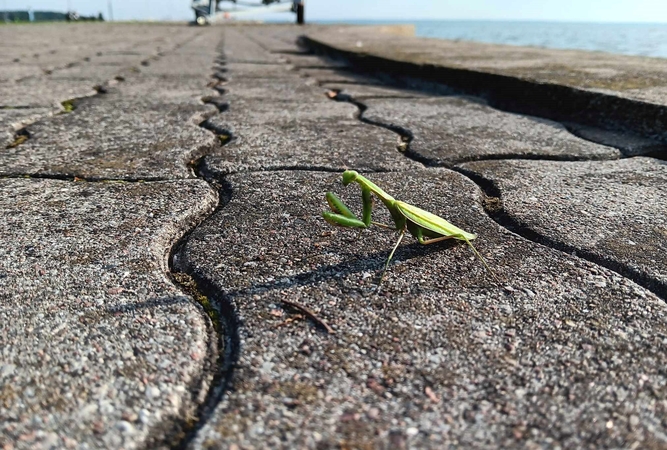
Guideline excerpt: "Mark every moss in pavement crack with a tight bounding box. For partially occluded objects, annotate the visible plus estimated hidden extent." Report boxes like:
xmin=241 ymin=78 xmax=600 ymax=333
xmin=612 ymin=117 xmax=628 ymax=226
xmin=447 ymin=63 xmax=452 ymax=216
xmin=60 ymin=99 xmax=75 ymax=113
xmin=172 ymin=271 xmax=221 ymax=334
xmin=5 ymin=134 xmax=28 ymax=149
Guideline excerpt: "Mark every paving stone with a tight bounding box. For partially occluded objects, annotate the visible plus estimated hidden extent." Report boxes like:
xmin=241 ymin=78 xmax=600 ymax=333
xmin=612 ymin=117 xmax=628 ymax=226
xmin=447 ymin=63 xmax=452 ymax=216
xmin=177 ymin=169 xmax=667 ymax=449
xmin=138 ymin=53 xmax=219 ymax=78
xmin=223 ymin=28 xmax=285 ymax=64
xmin=202 ymin=101 xmax=418 ymax=174
xmin=458 ymin=157 xmax=667 ymax=295
xmin=0 ymin=178 xmax=217 ymax=450
xmin=300 ymin=68 xmax=384 ymax=85
xmin=223 ymin=62 xmax=297 ymax=79
xmin=324 ymin=82 xmax=430 ymax=99
xmin=0 ymin=64 xmax=44 ymax=82
xmin=221 ymin=75 xmax=322 ymax=101
xmin=362 ymin=97 xmax=621 ymax=164
xmin=283 ymin=55 xmax=349 ymax=69
xmin=564 ymin=122 xmax=667 ymax=158
xmin=0 ymin=89 xmax=217 ymax=179
xmin=115 ymin=75 xmax=214 ymax=105
xmin=0 ymin=78 xmax=101 ymax=109
xmin=49 ymin=63 xmax=138 ymax=82
xmin=213 ymin=94 xmax=349 ymax=122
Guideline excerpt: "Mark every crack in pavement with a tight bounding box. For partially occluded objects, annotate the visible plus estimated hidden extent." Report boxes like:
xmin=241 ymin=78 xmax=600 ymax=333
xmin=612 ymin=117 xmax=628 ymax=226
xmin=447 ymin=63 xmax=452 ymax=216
xmin=161 ymin=40 xmax=242 ymax=450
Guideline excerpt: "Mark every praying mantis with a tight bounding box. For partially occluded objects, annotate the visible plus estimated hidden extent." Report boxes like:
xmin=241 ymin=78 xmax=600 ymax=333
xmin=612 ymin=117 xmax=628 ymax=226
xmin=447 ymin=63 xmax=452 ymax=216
xmin=322 ymin=170 xmax=497 ymax=287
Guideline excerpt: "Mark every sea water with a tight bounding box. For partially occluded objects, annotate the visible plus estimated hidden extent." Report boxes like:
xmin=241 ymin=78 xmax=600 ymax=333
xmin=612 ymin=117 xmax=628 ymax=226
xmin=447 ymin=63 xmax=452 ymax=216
xmin=315 ymin=20 xmax=667 ymax=59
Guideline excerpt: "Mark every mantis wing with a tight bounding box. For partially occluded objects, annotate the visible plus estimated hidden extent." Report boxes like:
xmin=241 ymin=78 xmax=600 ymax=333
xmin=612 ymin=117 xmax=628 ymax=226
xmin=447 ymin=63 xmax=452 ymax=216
xmin=395 ymin=200 xmax=477 ymax=241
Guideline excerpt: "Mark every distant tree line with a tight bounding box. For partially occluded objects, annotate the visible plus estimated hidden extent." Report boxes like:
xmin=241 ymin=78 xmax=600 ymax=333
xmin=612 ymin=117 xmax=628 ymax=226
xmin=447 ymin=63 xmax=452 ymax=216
xmin=1 ymin=11 xmax=104 ymax=22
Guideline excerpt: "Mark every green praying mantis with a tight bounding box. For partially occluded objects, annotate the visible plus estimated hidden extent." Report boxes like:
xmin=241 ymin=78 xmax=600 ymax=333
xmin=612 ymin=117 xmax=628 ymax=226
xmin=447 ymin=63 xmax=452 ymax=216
xmin=322 ymin=170 xmax=497 ymax=287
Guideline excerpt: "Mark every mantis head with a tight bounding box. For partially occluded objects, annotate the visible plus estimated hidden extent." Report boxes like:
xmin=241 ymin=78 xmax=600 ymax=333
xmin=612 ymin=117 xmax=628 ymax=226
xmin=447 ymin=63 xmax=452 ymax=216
xmin=341 ymin=170 xmax=359 ymax=186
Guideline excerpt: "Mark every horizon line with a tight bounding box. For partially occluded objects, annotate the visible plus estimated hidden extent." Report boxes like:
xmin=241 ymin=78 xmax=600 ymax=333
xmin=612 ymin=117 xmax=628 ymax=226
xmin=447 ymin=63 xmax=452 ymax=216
xmin=306 ymin=18 xmax=667 ymax=25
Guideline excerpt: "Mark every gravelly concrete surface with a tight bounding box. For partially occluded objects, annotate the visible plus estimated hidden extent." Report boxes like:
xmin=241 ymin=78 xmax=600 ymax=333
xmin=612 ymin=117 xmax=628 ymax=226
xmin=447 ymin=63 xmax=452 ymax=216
xmin=223 ymin=62 xmax=296 ymax=80
xmin=302 ymin=68 xmax=383 ymax=85
xmin=459 ymin=157 xmax=667 ymax=295
xmin=324 ymin=82 xmax=429 ymax=99
xmin=4 ymin=22 xmax=667 ymax=450
xmin=178 ymin=170 xmax=667 ymax=449
xmin=0 ymin=178 xmax=217 ymax=450
xmin=0 ymin=79 xmax=101 ymax=109
xmin=361 ymin=97 xmax=621 ymax=163
xmin=222 ymin=28 xmax=286 ymax=64
xmin=211 ymin=75 xmax=321 ymax=101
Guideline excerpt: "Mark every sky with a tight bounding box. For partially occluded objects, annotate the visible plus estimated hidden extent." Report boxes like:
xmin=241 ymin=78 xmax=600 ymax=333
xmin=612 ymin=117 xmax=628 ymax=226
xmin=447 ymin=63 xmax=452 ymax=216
xmin=2 ymin=0 xmax=667 ymax=23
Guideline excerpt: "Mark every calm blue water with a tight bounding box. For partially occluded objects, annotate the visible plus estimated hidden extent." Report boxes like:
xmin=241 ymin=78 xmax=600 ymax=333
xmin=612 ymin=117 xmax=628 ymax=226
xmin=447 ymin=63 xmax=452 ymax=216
xmin=315 ymin=20 xmax=667 ymax=59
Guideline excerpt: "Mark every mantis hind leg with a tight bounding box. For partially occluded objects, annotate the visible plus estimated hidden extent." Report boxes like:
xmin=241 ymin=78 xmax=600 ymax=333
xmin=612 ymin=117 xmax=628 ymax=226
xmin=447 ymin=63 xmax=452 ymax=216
xmin=417 ymin=234 xmax=455 ymax=245
xmin=412 ymin=225 xmax=500 ymax=283
xmin=462 ymin=237 xmax=501 ymax=283
xmin=410 ymin=223 xmax=455 ymax=245
xmin=377 ymin=228 xmax=406 ymax=293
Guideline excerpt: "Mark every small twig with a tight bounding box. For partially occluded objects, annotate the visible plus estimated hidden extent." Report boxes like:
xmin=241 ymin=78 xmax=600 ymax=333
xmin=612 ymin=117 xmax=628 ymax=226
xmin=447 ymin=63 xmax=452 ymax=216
xmin=280 ymin=299 xmax=335 ymax=334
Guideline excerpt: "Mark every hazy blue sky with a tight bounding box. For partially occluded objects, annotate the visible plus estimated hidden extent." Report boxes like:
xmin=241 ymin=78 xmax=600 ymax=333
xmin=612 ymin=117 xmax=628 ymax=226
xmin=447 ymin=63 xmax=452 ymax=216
xmin=3 ymin=0 xmax=667 ymax=23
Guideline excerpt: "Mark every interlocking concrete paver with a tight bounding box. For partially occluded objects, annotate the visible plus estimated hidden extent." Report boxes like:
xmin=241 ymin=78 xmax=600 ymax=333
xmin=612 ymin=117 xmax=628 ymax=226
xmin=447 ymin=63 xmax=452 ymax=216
xmin=178 ymin=169 xmax=666 ymax=449
xmin=223 ymin=28 xmax=285 ymax=63
xmin=203 ymin=110 xmax=417 ymax=174
xmin=223 ymin=62 xmax=296 ymax=79
xmin=0 ymin=79 xmax=101 ymax=109
xmin=299 ymin=67 xmax=379 ymax=84
xmin=0 ymin=92 xmax=217 ymax=179
xmin=282 ymin=55 xmax=349 ymax=69
xmin=459 ymin=157 xmax=667 ymax=294
xmin=0 ymin=178 xmax=217 ymax=450
xmin=362 ymin=96 xmax=621 ymax=163
xmin=213 ymin=75 xmax=321 ymax=101
xmin=322 ymin=81 xmax=430 ymax=99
